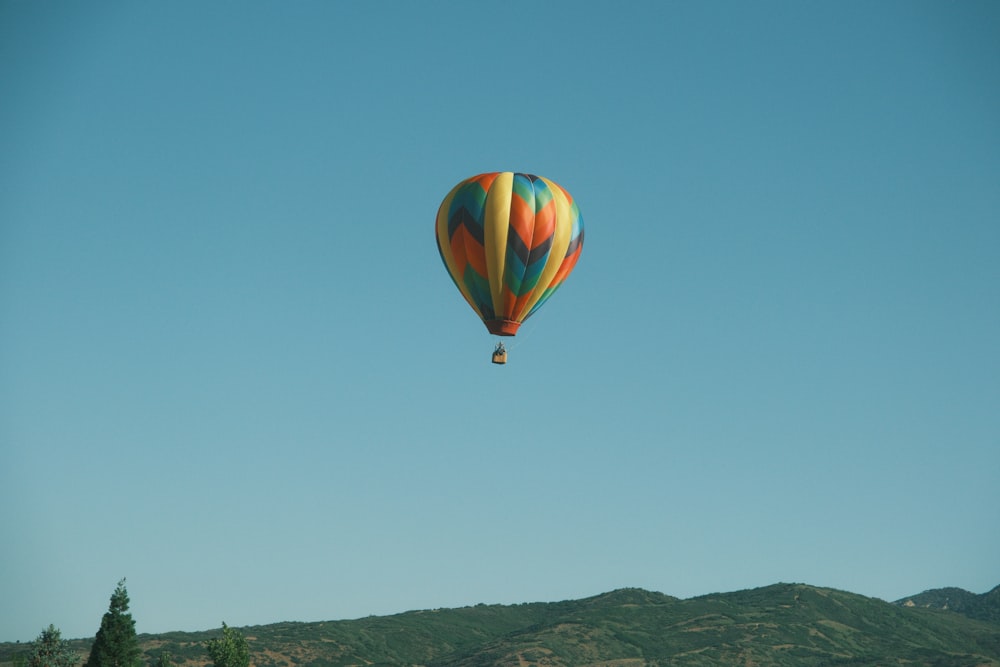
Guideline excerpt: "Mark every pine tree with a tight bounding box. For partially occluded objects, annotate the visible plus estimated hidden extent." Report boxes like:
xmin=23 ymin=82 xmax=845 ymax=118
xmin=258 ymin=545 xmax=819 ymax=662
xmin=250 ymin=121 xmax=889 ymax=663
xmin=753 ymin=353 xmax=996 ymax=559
xmin=84 ymin=580 xmax=142 ymax=667
xmin=28 ymin=624 xmax=79 ymax=667
xmin=204 ymin=623 xmax=249 ymax=667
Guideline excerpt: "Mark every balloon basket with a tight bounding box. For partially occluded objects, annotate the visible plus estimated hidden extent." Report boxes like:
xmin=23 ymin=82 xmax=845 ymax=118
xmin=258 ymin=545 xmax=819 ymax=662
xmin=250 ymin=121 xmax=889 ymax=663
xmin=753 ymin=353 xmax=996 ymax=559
xmin=492 ymin=350 xmax=507 ymax=365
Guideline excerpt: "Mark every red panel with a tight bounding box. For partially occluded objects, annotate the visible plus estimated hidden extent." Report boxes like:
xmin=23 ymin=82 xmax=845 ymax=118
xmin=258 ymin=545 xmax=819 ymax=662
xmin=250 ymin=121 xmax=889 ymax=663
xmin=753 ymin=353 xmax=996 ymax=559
xmin=507 ymin=193 xmax=535 ymax=247
xmin=530 ymin=199 xmax=556 ymax=249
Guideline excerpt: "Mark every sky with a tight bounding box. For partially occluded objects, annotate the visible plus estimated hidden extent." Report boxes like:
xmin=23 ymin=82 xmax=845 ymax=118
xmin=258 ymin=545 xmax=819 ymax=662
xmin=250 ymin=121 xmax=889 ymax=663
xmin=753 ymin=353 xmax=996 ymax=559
xmin=1 ymin=0 xmax=998 ymax=644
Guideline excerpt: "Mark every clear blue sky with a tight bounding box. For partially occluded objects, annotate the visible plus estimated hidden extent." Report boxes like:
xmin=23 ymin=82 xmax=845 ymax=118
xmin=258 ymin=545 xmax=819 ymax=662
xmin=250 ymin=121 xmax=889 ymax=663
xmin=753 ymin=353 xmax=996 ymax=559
xmin=2 ymin=0 xmax=998 ymax=643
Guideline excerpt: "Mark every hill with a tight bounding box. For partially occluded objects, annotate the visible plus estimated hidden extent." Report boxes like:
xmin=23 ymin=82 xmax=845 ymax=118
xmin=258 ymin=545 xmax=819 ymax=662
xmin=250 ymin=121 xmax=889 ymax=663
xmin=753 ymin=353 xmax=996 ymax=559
xmin=3 ymin=584 xmax=999 ymax=667
xmin=896 ymin=584 xmax=1000 ymax=624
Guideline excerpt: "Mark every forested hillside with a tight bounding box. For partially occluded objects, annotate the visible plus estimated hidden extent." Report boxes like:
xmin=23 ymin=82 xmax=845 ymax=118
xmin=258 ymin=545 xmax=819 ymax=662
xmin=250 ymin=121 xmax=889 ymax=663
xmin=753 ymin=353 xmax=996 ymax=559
xmin=4 ymin=583 xmax=999 ymax=666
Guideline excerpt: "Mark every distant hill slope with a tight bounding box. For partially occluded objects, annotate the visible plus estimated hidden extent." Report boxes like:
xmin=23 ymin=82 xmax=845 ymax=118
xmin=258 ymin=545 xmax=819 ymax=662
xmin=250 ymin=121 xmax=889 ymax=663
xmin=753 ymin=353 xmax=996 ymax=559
xmin=896 ymin=584 xmax=1000 ymax=623
xmin=444 ymin=584 xmax=1000 ymax=666
xmin=3 ymin=584 xmax=999 ymax=667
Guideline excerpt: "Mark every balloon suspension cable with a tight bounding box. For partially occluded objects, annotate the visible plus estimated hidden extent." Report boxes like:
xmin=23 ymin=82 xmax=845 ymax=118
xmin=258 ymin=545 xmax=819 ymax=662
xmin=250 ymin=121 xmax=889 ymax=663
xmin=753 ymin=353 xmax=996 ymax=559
xmin=489 ymin=317 xmax=542 ymax=364
xmin=505 ymin=316 xmax=540 ymax=353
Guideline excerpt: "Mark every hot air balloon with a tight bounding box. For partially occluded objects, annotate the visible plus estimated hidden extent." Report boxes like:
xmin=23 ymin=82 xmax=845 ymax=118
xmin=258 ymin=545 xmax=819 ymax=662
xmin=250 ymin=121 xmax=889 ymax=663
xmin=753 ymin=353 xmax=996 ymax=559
xmin=435 ymin=172 xmax=584 ymax=363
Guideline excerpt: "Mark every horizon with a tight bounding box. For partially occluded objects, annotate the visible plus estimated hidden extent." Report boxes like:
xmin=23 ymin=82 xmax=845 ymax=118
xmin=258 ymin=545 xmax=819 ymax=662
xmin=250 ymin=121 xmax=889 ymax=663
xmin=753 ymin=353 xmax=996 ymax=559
xmin=5 ymin=580 xmax=998 ymax=643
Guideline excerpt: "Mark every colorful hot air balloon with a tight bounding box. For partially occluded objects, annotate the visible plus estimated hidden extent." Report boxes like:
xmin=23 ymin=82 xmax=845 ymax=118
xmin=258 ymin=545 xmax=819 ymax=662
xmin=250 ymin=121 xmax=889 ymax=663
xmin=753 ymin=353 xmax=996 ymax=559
xmin=435 ymin=172 xmax=584 ymax=358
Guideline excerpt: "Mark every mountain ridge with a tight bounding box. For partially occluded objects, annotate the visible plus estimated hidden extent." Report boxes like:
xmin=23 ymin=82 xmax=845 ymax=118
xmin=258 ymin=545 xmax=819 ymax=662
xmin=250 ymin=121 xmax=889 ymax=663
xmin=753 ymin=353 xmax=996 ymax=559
xmin=3 ymin=583 xmax=998 ymax=666
xmin=895 ymin=584 xmax=1000 ymax=624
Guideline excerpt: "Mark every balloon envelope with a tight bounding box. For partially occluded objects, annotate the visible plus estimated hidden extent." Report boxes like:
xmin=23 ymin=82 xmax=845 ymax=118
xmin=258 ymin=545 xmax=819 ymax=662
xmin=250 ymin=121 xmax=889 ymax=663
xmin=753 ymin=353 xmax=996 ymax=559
xmin=435 ymin=172 xmax=584 ymax=335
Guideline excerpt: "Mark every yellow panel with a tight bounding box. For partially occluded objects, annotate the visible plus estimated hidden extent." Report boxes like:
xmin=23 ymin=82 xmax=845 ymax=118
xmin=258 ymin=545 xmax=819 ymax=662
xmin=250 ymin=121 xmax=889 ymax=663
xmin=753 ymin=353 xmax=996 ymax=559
xmin=520 ymin=176 xmax=573 ymax=316
xmin=483 ymin=171 xmax=514 ymax=320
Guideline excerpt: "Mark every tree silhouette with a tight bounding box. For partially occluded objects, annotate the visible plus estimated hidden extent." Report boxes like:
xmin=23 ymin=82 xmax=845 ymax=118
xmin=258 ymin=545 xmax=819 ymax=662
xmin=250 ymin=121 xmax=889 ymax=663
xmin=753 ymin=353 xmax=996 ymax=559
xmin=84 ymin=580 xmax=141 ymax=667
xmin=205 ymin=623 xmax=249 ymax=667
xmin=28 ymin=625 xmax=78 ymax=667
